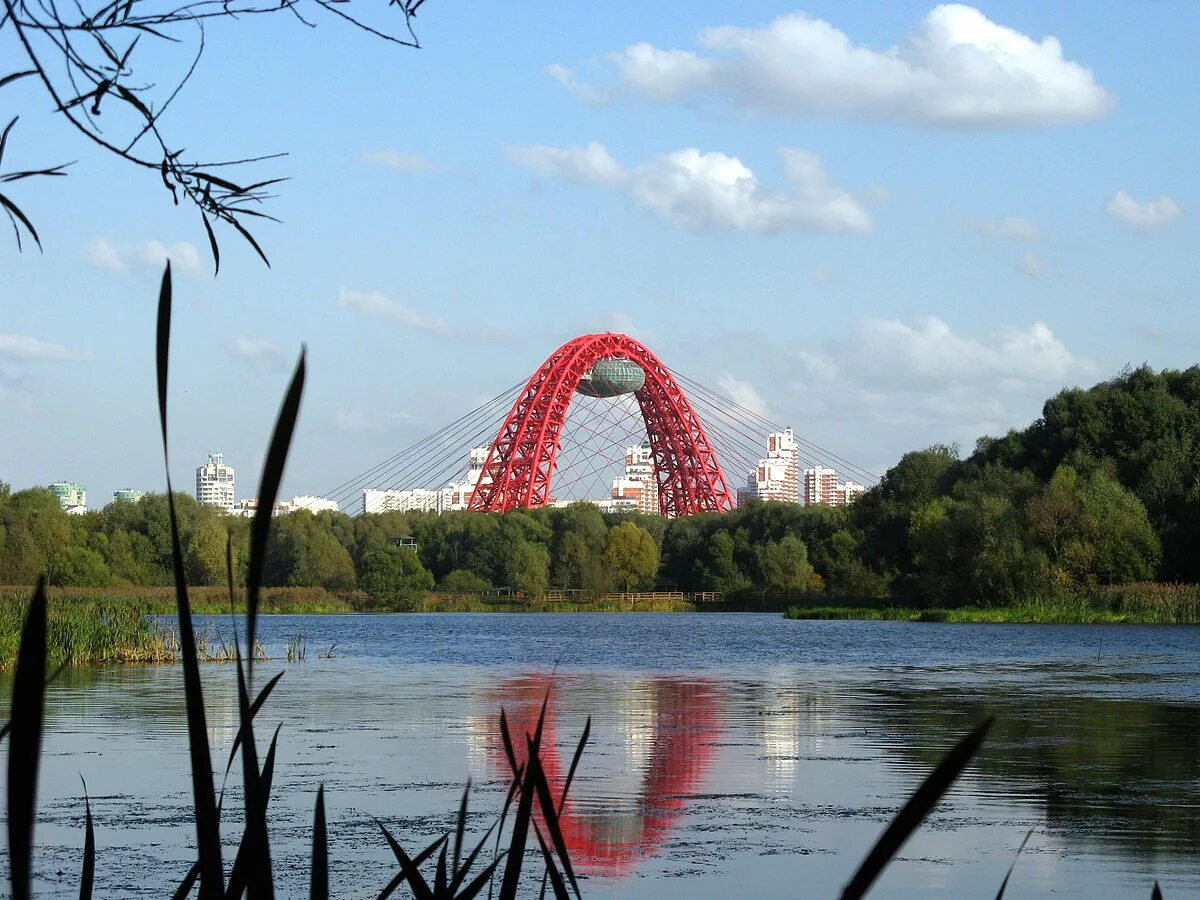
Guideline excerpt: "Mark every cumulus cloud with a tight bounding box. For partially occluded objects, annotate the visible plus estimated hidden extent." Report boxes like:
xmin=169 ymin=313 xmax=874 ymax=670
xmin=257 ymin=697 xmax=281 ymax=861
xmin=718 ymin=373 xmax=770 ymax=417
xmin=774 ymin=317 xmax=1096 ymax=444
xmin=509 ymin=142 xmax=873 ymax=234
xmin=508 ymin=141 xmax=627 ymax=186
xmin=360 ymin=149 xmax=434 ymax=173
xmin=84 ymin=236 xmax=125 ymax=272
xmin=83 ymin=237 xmax=207 ymax=277
xmin=0 ymin=333 xmax=74 ymax=362
xmin=228 ymin=335 xmax=287 ymax=371
xmin=570 ymin=4 xmax=1112 ymax=129
xmin=1106 ymin=190 xmax=1183 ymax=231
xmin=974 ymin=216 xmax=1040 ymax=241
xmin=135 ymin=240 xmax=205 ymax=276
xmin=337 ymin=288 xmax=448 ymax=335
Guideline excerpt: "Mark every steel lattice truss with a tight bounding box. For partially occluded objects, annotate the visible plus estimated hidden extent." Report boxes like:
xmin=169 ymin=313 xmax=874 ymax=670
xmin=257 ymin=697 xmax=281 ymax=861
xmin=468 ymin=334 xmax=736 ymax=516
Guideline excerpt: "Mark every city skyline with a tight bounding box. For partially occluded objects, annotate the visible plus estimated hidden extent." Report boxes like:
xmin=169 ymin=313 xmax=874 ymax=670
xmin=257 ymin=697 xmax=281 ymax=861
xmin=3 ymin=3 xmax=1196 ymax=506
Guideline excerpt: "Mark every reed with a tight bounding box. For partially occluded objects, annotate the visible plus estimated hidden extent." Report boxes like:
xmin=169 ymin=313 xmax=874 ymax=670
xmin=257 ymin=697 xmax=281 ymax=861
xmin=0 ymin=593 xmax=176 ymax=669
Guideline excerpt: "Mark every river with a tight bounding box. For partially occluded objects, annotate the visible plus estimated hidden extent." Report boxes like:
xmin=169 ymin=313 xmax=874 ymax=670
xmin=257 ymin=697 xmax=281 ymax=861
xmin=5 ymin=613 xmax=1200 ymax=897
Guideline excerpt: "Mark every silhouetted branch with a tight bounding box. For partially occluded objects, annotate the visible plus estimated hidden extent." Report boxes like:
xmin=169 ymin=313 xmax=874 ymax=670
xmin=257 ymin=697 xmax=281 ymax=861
xmin=1 ymin=0 xmax=428 ymax=268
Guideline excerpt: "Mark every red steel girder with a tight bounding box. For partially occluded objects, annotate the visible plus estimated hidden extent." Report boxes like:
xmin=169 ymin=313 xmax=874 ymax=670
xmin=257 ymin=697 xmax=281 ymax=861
xmin=468 ymin=333 xmax=735 ymax=516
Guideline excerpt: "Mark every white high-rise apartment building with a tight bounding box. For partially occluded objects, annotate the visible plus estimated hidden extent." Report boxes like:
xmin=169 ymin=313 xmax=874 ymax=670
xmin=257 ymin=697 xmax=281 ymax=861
xmin=740 ymin=429 xmax=800 ymax=505
xmin=804 ymin=466 xmax=865 ymax=507
xmin=48 ymin=481 xmax=87 ymax=512
xmin=196 ymin=451 xmax=236 ymax=513
xmin=834 ymin=480 xmax=866 ymax=505
xmin=610 ymin=442 xmax=660 ymax=515
xmin=803 ymin=465 xmax=839 ymax=506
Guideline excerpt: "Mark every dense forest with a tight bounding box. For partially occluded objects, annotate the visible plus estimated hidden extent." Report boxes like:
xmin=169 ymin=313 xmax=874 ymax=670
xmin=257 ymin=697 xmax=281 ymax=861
xmin=2 ymin=365 xmax=1197 ymax=606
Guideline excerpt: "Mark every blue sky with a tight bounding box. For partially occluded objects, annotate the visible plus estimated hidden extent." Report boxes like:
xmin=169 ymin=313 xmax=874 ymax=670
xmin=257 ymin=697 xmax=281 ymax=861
xmin=2 ymin=1 xmax=1197 ymax=507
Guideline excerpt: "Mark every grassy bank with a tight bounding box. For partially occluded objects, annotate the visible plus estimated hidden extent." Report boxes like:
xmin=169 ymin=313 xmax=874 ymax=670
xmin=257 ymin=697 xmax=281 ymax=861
xmin=0 ymin=591 xmax=176 ymax=669
xmin=786 ymin=584 xmax=1200 ymax=624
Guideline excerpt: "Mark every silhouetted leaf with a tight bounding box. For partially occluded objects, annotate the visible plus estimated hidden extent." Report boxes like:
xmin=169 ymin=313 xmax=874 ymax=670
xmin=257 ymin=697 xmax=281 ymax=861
xmin=378 ymin=824 xmax=442 ymax=900
xmin=0 ymin=192 xmax=41 ymax=250
xmin=0 ymin=117 xmax=16 ymax=165
xmin=155 ymin=263 xmax=224 ymax=895
xmin=200 ymin=212 xmax=219 ymax=275
xmin=79 ymin=778 xmax=95 ymax=900
xmin=230 ymin=216 xmax=271 ymax=268
xmin=841 ymin=718 xmax=993 ymax=900
xmin=310 ymin=786 xmax=327 ymax=900
xmin=452 ymin=779 xmax=470 ymax=882
xmin=171 ymin=861 xmax=200 ymax=900
xmin=558 ymin=717 xmax=590 ymax=813
xmin=245 ymin=347 xmax=305 ymax=681
xmin=528 ymin=753 xmax=579 ymax=898
xmin=0 ymin=71 xmax=36 ymax=90
xmin=531 ymin=824 xmax=568 ymax=900
xmin=498 ymin=735 xmax=540 ymax=900
xmin=995 ymin=826 xmax=1035 ymax=899
xmin=454 ymin=855 xmax=504 ymax=900
xmin=7 ymin=577 xmax=47 ymax=900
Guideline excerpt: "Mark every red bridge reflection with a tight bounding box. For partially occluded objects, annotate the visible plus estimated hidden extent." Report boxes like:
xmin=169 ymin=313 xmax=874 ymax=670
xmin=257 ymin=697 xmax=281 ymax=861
xmin=481 ymin=675 xmax=724 ymax=877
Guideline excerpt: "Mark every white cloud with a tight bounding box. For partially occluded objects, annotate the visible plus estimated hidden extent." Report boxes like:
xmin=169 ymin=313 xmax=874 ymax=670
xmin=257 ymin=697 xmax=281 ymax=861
xmin=84 ymin=236 xmax=125 ymax=272
xmin=773 ymin=318 xmax=1096 ymax=445
xmin=361 ymin=149 xmax=434 ymax=173
xmin=837 ymin=317 xmax=1091 ymax=387
xmin=588 ymin=5 xmax=1112 ymax=129
xmin=337 ymin=288 xmax=448 ymax=335
xmin=0 ymin=333 xmax=73 ymax=362
xmin=1015 ymin=251 xmax=1049 ymax=277
xmin=509 ymin=142 xmax=872 ymax=234
xmin=1106 ymin=189 xmax=1183 ymax=231
xmin=83 ymin=237 xmax=207 ymax=277
xmin=812 ymin=266 xmax=833 ymax=286
xmin=135 ymin=240 xmax=205 ymax=277
xmin=228 ymin=335 xmax=287 ymax=371
xmin=718 ymin=373 xmax=770 ymax=417
xmin=507 ymin=142 xmax=627 ymax=186
xmin=974 ymin=216 xmax=1040 ymax=241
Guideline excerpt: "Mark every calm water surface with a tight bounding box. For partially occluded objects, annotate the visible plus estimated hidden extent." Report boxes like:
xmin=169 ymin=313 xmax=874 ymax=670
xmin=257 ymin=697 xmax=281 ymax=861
xmin=6 ymin=613 xmax=1200 ymax=897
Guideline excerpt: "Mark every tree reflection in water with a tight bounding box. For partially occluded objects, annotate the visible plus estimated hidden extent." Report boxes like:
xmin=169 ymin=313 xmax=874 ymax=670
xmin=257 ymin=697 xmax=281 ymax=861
xmin=481 ymin=674 xmax=724 ymax=877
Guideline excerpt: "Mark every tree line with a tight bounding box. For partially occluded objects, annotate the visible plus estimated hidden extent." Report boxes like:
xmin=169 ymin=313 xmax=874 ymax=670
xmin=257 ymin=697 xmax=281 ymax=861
xmin=1 ymin=364 xmax=1195 ymax=605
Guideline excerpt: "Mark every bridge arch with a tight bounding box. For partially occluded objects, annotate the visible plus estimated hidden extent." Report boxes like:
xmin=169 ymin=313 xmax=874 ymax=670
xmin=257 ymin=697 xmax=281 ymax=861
xmin=467 ymin=333 xmax=735 ymax=516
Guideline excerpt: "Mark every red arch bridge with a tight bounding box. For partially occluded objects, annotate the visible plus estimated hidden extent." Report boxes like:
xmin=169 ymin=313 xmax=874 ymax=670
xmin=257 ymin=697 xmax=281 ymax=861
xmin=325 ymin=333 xmax=876 ymax=516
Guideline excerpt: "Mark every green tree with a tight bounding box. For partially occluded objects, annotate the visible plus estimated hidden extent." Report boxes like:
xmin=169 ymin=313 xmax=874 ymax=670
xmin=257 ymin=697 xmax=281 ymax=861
xmin=507 ymin=540 xmax=550 ymax=599
xmin=603 ymin=522 xmax=659 ymax=592
xmin=702 ymin=530 xmax=750 ymax=594
xmin=359 ymin=546 xmax=434 ymax=600
xmin=49 ymin=544 xmax=110 ymax=586
xmin=186 ymin=520 xmax=230 ymax=586
xmin=265 ymin=511 xmax=356 ymax=591
xmin=756 ymin=534 xmax=815 ymax=593
xmin=438 ymin=568 xmax=492 ymax=592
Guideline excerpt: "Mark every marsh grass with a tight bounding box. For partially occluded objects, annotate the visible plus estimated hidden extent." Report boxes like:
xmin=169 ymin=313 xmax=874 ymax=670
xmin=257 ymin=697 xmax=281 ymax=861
xmin=0 ymin=592 xmax=176 ymax=669
xmin=786 ymin=589 xmax=1200 ymax=625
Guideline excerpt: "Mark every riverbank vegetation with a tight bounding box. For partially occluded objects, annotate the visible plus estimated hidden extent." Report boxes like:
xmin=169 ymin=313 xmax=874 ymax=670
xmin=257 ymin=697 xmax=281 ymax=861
xmin=3 ymin=365 xmax=1200 ymax=624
